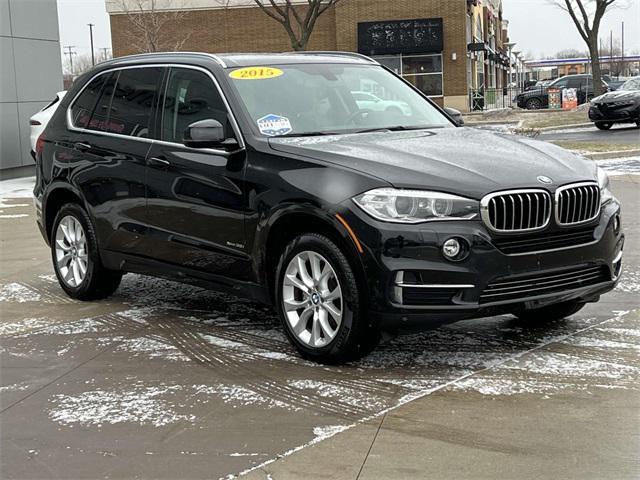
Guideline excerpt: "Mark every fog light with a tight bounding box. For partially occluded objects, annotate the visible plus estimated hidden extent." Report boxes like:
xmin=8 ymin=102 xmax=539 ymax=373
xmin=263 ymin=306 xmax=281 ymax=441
xmin=443 ymin=238 xmax=461 ymax=258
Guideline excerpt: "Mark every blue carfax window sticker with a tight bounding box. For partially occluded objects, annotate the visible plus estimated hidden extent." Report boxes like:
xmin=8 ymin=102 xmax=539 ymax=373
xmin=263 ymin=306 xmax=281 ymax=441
xmin=257 ymin=114 xmax=293 ymax=136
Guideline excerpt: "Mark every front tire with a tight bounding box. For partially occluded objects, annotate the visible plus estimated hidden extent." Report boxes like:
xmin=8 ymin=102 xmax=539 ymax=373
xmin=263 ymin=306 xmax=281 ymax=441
xmin=51 ymin=203 xmax=122 ymax=300
xmin=525 ymin=98 xmax=542 ymax=110
xmin=514 ymin=300 xmax=585 ymax=323
xmin=595 ymin=122 xmax=613 ymax=130
xmin=275 ymin=233 xmax=378 ymax=364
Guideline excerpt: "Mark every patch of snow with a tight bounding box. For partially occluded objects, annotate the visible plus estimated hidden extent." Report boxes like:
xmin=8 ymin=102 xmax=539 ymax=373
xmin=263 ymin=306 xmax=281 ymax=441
xmin=49 ymin=384 xmax=194 ymax=427
xmin=616 ymin=269 xmax=640 ymax=293
xmin=312 ymin=425 xmax=349 ymax=441
xmin=597 ymin=157 xmax=640 ymax=176
xmin=0 ymin=283 xmax=41 ymax=303
xmin=117 ymin=336 xmax=190 ymax=362
xmin=501 ymin=351 xmax=639 ymax=379
xmin=194 ymin=384 xmax=300 ymax=411
xmin=0 ymin=382 xmax=30 ymax=393
xmin=0 ymin=177 xmax=35 ymax=199
xmin=0 ymin=317 xmax=50 ymax=336
xmin=0 ymin=214 xmax=28 ymax=219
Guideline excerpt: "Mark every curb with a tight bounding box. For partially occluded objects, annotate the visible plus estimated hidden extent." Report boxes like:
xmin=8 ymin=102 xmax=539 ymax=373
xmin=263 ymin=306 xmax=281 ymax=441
xmin=539 ymin=122 xmax=592 ymax=132
xmin=580 ymin=149 xmax=640 ymax=160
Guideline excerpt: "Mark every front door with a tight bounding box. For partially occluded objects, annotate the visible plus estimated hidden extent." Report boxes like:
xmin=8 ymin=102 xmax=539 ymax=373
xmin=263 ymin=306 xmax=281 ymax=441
xmin=144 ymin=66 xmax=250 ymax=281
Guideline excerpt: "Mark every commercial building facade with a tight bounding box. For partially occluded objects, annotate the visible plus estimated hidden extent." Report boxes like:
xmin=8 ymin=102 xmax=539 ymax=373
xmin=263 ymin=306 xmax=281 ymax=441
xmin=107 ymin=0 xmax=512 ymax=111
xmin=0 ymin=0 xmax=64 ymax=178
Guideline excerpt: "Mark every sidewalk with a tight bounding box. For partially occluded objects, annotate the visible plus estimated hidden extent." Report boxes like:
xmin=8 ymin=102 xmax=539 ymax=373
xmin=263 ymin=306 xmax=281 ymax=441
xmin=245 ymin=308 xmax=640 ymax=480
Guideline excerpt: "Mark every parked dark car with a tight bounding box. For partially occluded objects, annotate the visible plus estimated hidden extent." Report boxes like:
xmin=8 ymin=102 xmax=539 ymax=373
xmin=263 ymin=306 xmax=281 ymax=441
xmin=34 ymin=52 xmax=624 ymax=363
xmin=517 ymin=74 xmax=608 ymax=110
xmin=602 ymin=75 xmax=626 ymax=91
xmin=589 ymin=76 xmax=640 ymax=130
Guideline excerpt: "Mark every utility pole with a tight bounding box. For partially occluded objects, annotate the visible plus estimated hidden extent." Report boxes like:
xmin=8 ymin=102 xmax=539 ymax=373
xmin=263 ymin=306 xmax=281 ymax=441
xmin=64 ymin=45 xmax=76 ymax=74
xmin=88 ymin=23 xmax=95 ymax=66
xmin=610 ymin=30 xmax=613 ymax=76
xmin=621 ymin=21 xmax=625 ymax=76
xmin=99 ymin=47 xmax=111 ymax=62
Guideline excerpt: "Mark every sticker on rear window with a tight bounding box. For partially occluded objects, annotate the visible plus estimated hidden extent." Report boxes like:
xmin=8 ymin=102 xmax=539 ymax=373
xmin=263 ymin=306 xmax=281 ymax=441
xmin=257 ymin=114 xmax=292 ymax=136
xmin=229 ymin=67 xmax=283 ymax=80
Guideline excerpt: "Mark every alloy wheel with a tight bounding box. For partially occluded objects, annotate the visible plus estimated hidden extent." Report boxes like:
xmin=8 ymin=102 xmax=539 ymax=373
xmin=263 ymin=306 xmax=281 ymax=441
xmin=55 ymin=215 xmax=89 ymax=287
xmin=282 ymin=250 xmax=343 ymax=348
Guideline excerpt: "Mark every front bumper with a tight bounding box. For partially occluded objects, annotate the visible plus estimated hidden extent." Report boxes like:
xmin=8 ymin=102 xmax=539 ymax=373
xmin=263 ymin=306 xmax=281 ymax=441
xmin=340 ymin=199 xmax=623 ymax=328
xmin=589 ymin=102 xmax=640 ymax=123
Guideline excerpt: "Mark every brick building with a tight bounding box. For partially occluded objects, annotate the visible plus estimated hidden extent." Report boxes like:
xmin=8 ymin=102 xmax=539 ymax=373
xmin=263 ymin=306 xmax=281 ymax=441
xmin=107 ymin=0 xmax=512 ymax=111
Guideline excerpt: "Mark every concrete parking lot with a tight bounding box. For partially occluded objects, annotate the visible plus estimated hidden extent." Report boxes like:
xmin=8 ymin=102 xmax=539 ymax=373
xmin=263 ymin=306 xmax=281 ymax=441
xmin=1 ymin=171 xmax=639 ymax=479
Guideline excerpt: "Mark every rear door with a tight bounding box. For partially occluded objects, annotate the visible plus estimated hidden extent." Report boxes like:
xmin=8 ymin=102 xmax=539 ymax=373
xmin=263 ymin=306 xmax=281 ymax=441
xmin=143 ymin=66 xmax=251 ymax=280
xmin=67 ymin=66 xmax=164 ymax=256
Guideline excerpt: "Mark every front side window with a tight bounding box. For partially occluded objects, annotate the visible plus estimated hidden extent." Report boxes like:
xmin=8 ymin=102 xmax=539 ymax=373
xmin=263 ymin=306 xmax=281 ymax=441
xmin=228 ymin=63 xmax=451 ymax=137
xmin=104 ymin=67 xmax=163 ymax=137
xmin=70 ymin=73 xmax=108 ymax=128
xmin=161 ymin=68 xmax=231 ymax=144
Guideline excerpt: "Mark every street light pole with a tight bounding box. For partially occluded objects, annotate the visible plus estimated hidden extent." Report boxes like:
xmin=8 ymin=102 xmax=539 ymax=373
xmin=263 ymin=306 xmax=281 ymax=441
xmin=88 ymin=23 xmax=95 ymax=66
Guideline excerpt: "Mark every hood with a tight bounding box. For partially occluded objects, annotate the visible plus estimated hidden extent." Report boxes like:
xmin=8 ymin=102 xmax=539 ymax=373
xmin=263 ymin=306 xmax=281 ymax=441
xmin=592 ymin=89 xmax=640 ymax=103
xmin=269 ymin=128 xmax=597 ymax=199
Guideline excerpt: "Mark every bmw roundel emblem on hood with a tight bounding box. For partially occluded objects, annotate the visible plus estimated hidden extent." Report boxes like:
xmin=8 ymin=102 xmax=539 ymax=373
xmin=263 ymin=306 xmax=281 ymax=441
xmin=537 ymin=175 xmax=553 ymax=185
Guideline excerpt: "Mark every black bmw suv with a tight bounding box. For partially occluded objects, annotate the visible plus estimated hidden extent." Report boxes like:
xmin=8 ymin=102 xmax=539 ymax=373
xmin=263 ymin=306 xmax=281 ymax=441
xmin=35 ymin=52 xmax=624 ymax=363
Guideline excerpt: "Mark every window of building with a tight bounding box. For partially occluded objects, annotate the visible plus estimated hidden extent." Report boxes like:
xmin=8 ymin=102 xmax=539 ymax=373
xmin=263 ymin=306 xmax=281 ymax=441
xmin=104 ymin=67 xmax=163 ymax=137
xmin=371 ymin=53 xmax=443 ymax=97
xmin=161 ymin=68 xmax=231 ymax=144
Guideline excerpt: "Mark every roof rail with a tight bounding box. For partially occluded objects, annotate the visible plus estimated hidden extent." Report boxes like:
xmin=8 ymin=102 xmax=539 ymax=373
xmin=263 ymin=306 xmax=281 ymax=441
xmin=103 ymin=51 xmax=227 ymax=68
xmin=291 ymin=51 xmax=378 ymax=64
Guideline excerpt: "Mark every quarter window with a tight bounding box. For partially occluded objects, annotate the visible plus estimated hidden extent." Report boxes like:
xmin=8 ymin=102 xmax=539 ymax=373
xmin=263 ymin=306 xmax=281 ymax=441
xmin=70 ymin=73 xmax=108 ymax=129
xmin=103 ymin=67 xmax=163 ymax=137
xmin=161 ymin=68 xmax=231 ymax=144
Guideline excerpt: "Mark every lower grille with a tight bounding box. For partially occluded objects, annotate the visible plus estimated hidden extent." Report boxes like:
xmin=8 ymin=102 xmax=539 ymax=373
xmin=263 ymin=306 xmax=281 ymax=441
xmin=493 ymin=227 xmax=596 ymax=254
xmin=402 ymin=287 xmax=459 ymax=306
xmin=479 ymin=265 xmax=610 ymax=304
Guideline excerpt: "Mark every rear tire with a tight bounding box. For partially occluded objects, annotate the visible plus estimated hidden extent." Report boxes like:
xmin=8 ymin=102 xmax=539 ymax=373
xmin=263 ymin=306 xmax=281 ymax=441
xmin=595 ymin=122 xmax=613 ymax=130
xmin=514 ymin=300 xmax=585 ymax=323
xmin=275 ymin=233 xmax=378 ymax=364
xmin=51 ymin=203 xmax=122 ymax=300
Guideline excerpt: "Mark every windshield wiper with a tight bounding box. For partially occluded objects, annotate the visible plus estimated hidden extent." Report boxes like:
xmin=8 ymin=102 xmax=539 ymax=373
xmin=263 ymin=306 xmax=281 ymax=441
xmin=353 ymin=125 xmax=442 ymax=134
xmin=275 ymin=131 xmax=343 ymax=138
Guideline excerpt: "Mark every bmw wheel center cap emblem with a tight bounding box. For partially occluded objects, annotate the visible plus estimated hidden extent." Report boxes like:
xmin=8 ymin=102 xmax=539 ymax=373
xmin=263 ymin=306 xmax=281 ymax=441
xmin=537 ymin=175 xmax=553 ymax=185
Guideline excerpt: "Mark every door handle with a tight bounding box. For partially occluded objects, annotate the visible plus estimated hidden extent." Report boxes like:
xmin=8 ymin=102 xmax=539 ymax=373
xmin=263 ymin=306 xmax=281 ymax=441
xmin=74 ymin=142 xmax=92 ymax=152
xmin=148 ymin=157 xmax=171 ymax=169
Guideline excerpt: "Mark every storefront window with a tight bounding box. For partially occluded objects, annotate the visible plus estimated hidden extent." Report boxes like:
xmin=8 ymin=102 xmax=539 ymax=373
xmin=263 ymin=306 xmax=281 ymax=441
xmin=372 ymin=53 xmax=444 ymax=97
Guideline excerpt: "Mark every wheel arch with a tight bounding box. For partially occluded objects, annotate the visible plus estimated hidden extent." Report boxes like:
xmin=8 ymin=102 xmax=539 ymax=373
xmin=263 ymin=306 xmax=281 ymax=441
xmin=259 ymin=206 xmax=367 ymax=304
xmin=43 ymin=185 xmax=86 ymax=243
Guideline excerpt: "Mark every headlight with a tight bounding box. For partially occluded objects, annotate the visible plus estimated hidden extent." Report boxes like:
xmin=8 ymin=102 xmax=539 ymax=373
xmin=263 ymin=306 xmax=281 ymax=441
xmin=353 ymin=188 xmax=479 ymax=224
xmin=597 ymin=166 xmax=614 ymax=205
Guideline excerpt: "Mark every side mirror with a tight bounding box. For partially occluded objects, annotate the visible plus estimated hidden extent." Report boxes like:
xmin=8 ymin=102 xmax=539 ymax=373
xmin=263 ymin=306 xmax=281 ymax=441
xmin=183 ymin=119 xmax=234 ymax=149
xmin=444 ymin=107 xmax=464 ymax=126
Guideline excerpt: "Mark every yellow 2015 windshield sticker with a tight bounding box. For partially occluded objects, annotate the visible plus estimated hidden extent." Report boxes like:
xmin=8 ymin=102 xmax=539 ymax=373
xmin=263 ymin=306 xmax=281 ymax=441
xmin=229 ymin=67 xmax=283 ymax=80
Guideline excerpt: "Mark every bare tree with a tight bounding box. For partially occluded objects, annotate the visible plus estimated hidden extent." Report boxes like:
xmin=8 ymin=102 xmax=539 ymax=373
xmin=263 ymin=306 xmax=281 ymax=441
xmin=549 ymin=0 xmax=621 ymax=96
xmin=114 ymin=0 xmax=192 ymax=53
xmin=252 ymin=0 xmax=343 ymax=51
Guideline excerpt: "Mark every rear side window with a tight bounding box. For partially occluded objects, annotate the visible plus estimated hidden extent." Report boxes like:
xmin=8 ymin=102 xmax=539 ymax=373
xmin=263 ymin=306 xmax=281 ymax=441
xmin=70 ymin=74 xmax=108 ymax=128
xmin=104 ymin=67 xmax=163 ymax=137
xmin=160 ymin=68 xmax=231 ymax=144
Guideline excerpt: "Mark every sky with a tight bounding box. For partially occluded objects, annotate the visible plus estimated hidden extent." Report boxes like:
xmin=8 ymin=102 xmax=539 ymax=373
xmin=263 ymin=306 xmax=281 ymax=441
xmin=56 ymin=0 xmax=640 ymax=62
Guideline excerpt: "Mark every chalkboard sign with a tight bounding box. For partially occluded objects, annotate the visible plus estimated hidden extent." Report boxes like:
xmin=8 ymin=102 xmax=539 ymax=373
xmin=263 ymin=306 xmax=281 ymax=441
xmin=358 ymin=18 xmax=443 ymax=56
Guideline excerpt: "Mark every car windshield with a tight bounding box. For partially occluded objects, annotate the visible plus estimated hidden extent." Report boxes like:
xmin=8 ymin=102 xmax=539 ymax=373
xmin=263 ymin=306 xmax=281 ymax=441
xmin=227 ymin=63 xmax=452 ymax=137
xmin=620 ymin=78 xmax=640 ymax=91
